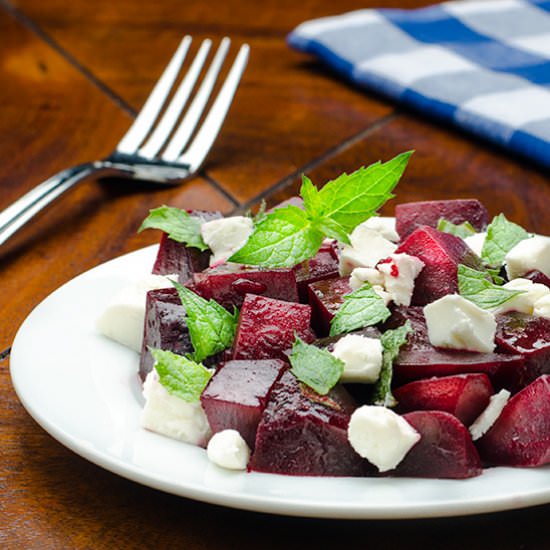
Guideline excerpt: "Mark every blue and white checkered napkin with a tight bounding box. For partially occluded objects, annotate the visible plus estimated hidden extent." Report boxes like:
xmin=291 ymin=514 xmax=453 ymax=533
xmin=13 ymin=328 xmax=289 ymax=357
xmin=288 ymin=0 xmax=550 ymax=170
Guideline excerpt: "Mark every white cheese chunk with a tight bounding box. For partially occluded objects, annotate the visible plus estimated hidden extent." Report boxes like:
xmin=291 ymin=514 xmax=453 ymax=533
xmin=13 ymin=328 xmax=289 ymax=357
xmin=331 ymin=334 xmax=383 ymax=383
xmin=200 ymin=216 xmax=254 ymax=265
xmin=534 ymin=294 xmax=550 ymax=319
xmin=492 ymin=278 xmax=550 ymax=315
xmin=423 ymin=294 xmax=496 ymax=353
xmin=377 ymin=253 xmax=424 ymax=306
xmin=463 ymin=232 xmax=486 ymax=257
xmin=141 ymin=370 xmax=211 ymax=446
xmin=339 ymin=226 xmax=397 ymax=276
xmin=96 ymin=273 xmax=176 ymax=352
xmin=348 ymin=406 xmax=420 ymax=472
xmin=349 ymin=267 xmax=384 ymax=290
xmin=469 ymin=389 xmax=511 ymax=441
xmin=361 ymin=216 xmax=400 ymax=242
xmin=505 ymin=235 xmax=550 ymax=280
xmin=206 ymin=429 xmax=250 ymax=470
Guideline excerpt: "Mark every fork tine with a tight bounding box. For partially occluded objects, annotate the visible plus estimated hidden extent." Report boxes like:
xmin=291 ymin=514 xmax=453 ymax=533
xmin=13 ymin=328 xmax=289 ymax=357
xmin=161 ymin=37 xmax=232 ymax=162
xmin=176 ymin=44 xmax=249 ymax=172
xmin=138 ymin=39 xmax=212 ymax=159
xmin=116 ymin=36 xmax=192 ymax=155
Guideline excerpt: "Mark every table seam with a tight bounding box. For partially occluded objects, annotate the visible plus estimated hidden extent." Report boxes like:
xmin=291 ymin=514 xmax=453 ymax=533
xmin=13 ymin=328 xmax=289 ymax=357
xmin=231 ymin=111 xmax=399 ymax=214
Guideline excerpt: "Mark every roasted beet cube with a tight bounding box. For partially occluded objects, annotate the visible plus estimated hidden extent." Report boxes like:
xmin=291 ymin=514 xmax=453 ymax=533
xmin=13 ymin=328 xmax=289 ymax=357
xmin=395 ymin=199 xmax=488 ymax=239
xmin=201 ymin=359 xmax=288 ymax=448
xmin=152 ymin=211 xmax=221 ymax=282
xmin=233 ymin=294 xmax=313 ymax=360
xmin=307 ymin=277 xmax=352 ymax=336
xmin=249 ymin=371 xmax=368 ymax=476
xmin=476 ymin=375 xmax=550 ymax=467
xmin=524 ymin=270 xmax=550 ymax=289
xmin=394 ymin=374 xmax=494 ymax=426
xmin=393 ymin=411 xmax=482 ymax=479
xmin=191 ymin=263 xmax=299 ymax=309
xmin=496 ymin=312 xmax=550 ymax=388
xmin=293 ymin=242 xmax=339 ymax=303
xmin=394 ymin=348 xmax=525 ymax=391
xmin=395 ymin=226 xmax=484 ymax=305
xmin=382 ymin=305 xmax=431 ymax=351
xmin=139 ymin=288 xmax=192 ymax=381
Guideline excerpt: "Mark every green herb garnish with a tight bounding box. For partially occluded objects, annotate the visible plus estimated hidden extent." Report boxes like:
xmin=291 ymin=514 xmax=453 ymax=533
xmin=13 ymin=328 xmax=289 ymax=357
xmin=289 ymin=337 xmax=344 ymax=396
xmin=458 ymin=264 xmax=523 ymax=310
xmin=150 ymin=348 xmax=212 ymax=403
xmin=371 ymin=321 xmax=412 ymax=407
xmin=329 ymin=283 xmax=391 ymax=336
xmin=229 ymin=151 xmax=413 ymax=268
xmin=437 ymin=218 xmax=477 ymax=239
xmin=172 ymin=281 xmax=238 ymax=362
xmin=481 ymin=214 xmax=529 ymax=268
xmin=139 ymin=206 xmax=208 ymax=251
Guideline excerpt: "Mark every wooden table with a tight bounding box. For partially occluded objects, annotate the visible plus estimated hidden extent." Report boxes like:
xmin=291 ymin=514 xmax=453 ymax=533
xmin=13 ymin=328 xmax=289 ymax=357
xmin=1 ymin=0 xmax=549 ymax=547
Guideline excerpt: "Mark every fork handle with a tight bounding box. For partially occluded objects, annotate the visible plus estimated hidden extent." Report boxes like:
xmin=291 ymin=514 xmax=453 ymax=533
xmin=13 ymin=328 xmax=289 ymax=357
xmin=0 ymin=162 xmax=103 ymax=246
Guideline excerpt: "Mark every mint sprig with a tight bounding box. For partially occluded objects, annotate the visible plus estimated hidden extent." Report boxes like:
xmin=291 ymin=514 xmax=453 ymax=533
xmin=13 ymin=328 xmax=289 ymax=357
xmin=172 ymin=281 xmax=238 ymax=362
xmin=481 ymin=214 xmax=529 ymax=268
xmin=330 ymin=283 xmax=391 ymax=336
xmin=372 ymin=321 xmax=412 ymax=407
xmin=289 ymin=337 xmax=344 ymax=395
xmin=458 ymin=264 xmax=524 ymax=310
xmin=150 ymin=348 xmax=212 ymax=403
xmin=229 ymin=152 xmax=413 ymax=268
xmin=437 ymin=218 xmax=476 ymax=239
xmin=139 ymin=206 xmax=208 ymax=251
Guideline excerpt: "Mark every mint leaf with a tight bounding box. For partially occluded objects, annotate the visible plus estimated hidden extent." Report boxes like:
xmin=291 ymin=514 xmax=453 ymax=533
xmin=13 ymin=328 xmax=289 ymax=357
xmin=330 ymin=283 xmax=391 ymax=336
xmin=289 ymin=337 xmax=344 ymax=395
xmin=481 ymin=214 xmax=529 ymax=267
xmin=316 ymin=151 xmax=413 ymax=234
xmin=301 ymin=174 xmax=322 ymax=219
xmin=372 ymin=322 xmax=412 ymax=407
xmin=254 ymin=199 xmax=267 ymax=223
xmin=317 ymin=217 xmax=350 ymax=244
xmin=172 ymin=281 xmax=238 ymax=362
xmin=138 ymin=206 xmax=208 ymax=251
xmin=458 ymin=264 xmax=523 ymax=310
xmin=437 ymin=218 xmax=476 ymax=239
xmin=229 ymin=205 xmax=324 ymax=268
xmin=150 ymin=348 xmax=212 ymax=403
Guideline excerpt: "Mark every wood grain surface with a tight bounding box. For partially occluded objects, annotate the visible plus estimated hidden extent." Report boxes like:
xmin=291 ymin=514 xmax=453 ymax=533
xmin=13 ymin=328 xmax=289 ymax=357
xmin=1 ymin=0 xmax=549 ymax=548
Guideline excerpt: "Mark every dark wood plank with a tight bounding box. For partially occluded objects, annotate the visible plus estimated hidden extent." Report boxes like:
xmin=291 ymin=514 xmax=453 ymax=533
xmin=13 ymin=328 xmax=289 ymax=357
xmin=257 ymin=113 xmax=549 ymax=233
xmin=9 ymin=0 xmax=398 ymax=202
xmin=0 ymin=9 xmax=233 ymax=349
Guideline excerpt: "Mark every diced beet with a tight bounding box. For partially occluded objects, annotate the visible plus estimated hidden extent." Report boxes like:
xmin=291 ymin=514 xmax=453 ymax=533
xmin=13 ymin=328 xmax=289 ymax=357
xmin=233 ymin=294 xmax=313 ymax=360
xmin=393 ymin=411 xmax=482 ymax=479
xmin=151 ymin=210 xmax=221 ymax=282
xmin=191 ymin=263 xmax=299 ymax=309
xmin=395 ymin=226 xmax=484 ymax=305
xmin=307 ymin=277 xmax=352 ymax=336
xmin=393 ymin=348 xmax=525 ymax=391
xmin=476 ymin=375 xmax=550 ymax=467
xmin=249 ymin=371 xmax=368 ymax=476
xmin=382 ymin=305 xmax=431 ymax=351
xmin=394 ymin=374 xmax=494 ymax=426
xmin=139 ymin=288 xmax=192 ymax=381
xmin=496 ymin=312 xmax=550 ymax=388
xmin=524 ymin=270 xmax=550 ymax=289
xmin=267 ymin=196 xmax=304 ymax=212
xmin=200 ymin=359 xmax=288 ymax=448
xmin=293 ymin=243 xmax=339 ymax=303
xmin=395 ymin=199 xmax=488 ymax=239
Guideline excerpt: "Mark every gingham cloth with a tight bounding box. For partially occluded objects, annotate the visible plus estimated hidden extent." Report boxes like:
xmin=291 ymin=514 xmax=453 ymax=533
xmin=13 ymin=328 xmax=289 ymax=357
xmin=288 ymin=0 xmax=550 ymax=170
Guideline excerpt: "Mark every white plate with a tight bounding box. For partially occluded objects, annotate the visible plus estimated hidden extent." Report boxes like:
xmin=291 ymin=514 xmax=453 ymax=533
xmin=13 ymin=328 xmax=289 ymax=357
xmin=10 ymin=245 xmax=550 ymax=519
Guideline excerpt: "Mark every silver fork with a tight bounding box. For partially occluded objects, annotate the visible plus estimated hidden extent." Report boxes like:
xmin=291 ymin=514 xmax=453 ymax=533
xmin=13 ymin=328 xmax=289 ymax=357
xmin=0 ymin=36 xmax=249 ymax=246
